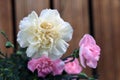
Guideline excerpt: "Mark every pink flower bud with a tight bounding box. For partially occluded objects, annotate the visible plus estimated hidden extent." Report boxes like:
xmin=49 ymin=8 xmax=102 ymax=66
xmin=79 ymin=34 xmax=101 ymax=68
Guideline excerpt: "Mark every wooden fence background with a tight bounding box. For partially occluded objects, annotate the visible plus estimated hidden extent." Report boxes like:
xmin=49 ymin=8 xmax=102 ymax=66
xmin=0 ymin=0 xmax=120 ymax=80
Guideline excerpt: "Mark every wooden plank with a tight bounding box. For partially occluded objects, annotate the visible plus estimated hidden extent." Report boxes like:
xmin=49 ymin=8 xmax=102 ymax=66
xmin=15 ymin=0 xmax=50 ymax=32
xmin=93 ymin=0 xmax=120 ymax=79
xmin=110 ymin=0 xmax=120 ymax=80
xmin=54 ymin=0 xmax=91 ymax=75
xmin=0 ymin=0 xmax=13 ymax=55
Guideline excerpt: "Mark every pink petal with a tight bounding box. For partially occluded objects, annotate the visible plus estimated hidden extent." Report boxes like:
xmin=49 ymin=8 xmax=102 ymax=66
xmin=86 ymin=60 xmax=97 ymax=68
xmin=65 ymin=58 xmax=82 ymax=74
xmin=28 ymin=59 xmax=38 ymax=72
xmin=79 ymin=34 xmax=96 ymax=46
xmin=52 ymin=59 xmax=65 ymax=75
xmin=79 ymin=46 xmax=86 ymax=68
xmin=38 ymin=72 xmax=46 ymax=77
xmin=79 ymin=34 xmax=101 ymax=68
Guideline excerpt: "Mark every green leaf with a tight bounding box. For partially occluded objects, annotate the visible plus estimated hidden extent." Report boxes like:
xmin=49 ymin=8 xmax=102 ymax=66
xmin=88 ymin=77 xmax=95 ymax=80
xmin=71 ymin=48 xmax=79 ymax=58
xmin=0 ymin=31 xmax=9 ymax=41
xmin=78 ymin=73 xmax=88 ymax=79
xmin=5 ymin=41 xmax=14 ymax=48
xmin=16 ymin=51 xmax=23 ymax=55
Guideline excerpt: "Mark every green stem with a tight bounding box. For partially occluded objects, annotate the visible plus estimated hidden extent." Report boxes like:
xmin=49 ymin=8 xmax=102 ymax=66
xmin=62 ymin=48 xmax=79 ymax=62
xmin=0 ymin=31 xmax=9 ymax=41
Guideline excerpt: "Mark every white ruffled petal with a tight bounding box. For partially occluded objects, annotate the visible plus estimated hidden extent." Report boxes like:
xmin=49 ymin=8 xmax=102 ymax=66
xmin=17 ymin=31 xmax=30 ymax=48
xmin=40 ymin=9 xmax=59 ymax=19
xmin=49 ymin=39 xmax=69 ymax=60
xmin=56 ymin=39 xmax=69 ymax=53
xmin=39 ymin=9 xmax=64 ymax=24
xmin=32 ymin=50 xmax=49 ymax=59
xmin=48 ymin=47 xmax=63 ymax=60
xmin=26 ymin=44 xmax=39 ymax=57
xmin=48 ymin=54 xmax=61 ymax=60
xmin=19 ymin=11 xmax=38 ymax=30
xmin=60 ymin=22 xmax=73 ymax=42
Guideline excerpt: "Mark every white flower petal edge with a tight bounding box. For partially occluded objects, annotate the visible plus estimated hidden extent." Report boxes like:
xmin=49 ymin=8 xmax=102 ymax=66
xmin=17 ymin=9 xmax=73 ymax=60
xmin=26 ymin=44 xmax=39 ymax=57
xmin=17 ymin=31 xmax=29 ymax=48
xmin=39 ymin=9 xmax=63 ymax=23
xmin=17 ymin=11 xmax=38 ymax=47
xmin=48 ymin=39 xmax=69 ymax=60
xmin=59 ymin=22 xmax=73 ymax=42
xmin=19 ymin=11 xmax=38 ymax=30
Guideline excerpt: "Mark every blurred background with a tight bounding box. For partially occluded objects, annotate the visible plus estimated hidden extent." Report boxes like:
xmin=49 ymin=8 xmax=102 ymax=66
xmin=0 ymin=0 xmax=120 ymax=80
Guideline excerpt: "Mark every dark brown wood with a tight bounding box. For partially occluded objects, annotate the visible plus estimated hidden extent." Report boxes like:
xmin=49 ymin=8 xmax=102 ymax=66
xmin=93 ymin=0 xmax=120 ymax=80
xmin=110 ymin=0 xmax=120 ymax=80
xmin=0 ymin=0 xmax=13 ymax=55
xmin=54 ymin=0 xmax=91 ymax=75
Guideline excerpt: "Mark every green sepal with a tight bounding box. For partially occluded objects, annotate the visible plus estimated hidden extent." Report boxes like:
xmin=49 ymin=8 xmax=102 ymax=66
xmin=5 ymin=41 xmax=14 ymax=48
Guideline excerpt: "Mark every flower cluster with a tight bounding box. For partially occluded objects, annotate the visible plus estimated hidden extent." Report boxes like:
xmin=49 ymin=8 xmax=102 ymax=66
xmin=17 ymin=9 xmax=101 ymax=79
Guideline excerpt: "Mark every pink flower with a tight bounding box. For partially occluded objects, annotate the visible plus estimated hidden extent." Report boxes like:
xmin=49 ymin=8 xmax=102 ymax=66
xmin=28 ymin=56 xmax=64 ymax=77
xmin=64 ymin=58 xmax=82 ymax=74
xmin=79 ymin=34 xmax=101 ymax=68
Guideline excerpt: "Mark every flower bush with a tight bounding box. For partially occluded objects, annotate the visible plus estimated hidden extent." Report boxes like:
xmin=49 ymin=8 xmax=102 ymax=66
xmin=0 ymin=9 xmax=101 ymax=80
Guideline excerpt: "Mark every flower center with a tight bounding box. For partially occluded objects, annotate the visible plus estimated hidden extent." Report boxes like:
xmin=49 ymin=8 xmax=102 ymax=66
xmin=40 ymin=22 xmax=53 ymax=29
xmin=34 ymin=22 xmax=61 ymax=49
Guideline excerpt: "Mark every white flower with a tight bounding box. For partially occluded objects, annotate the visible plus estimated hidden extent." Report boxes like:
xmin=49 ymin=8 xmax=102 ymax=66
xmin=17 ymin=9 xmax=73 ymax=60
